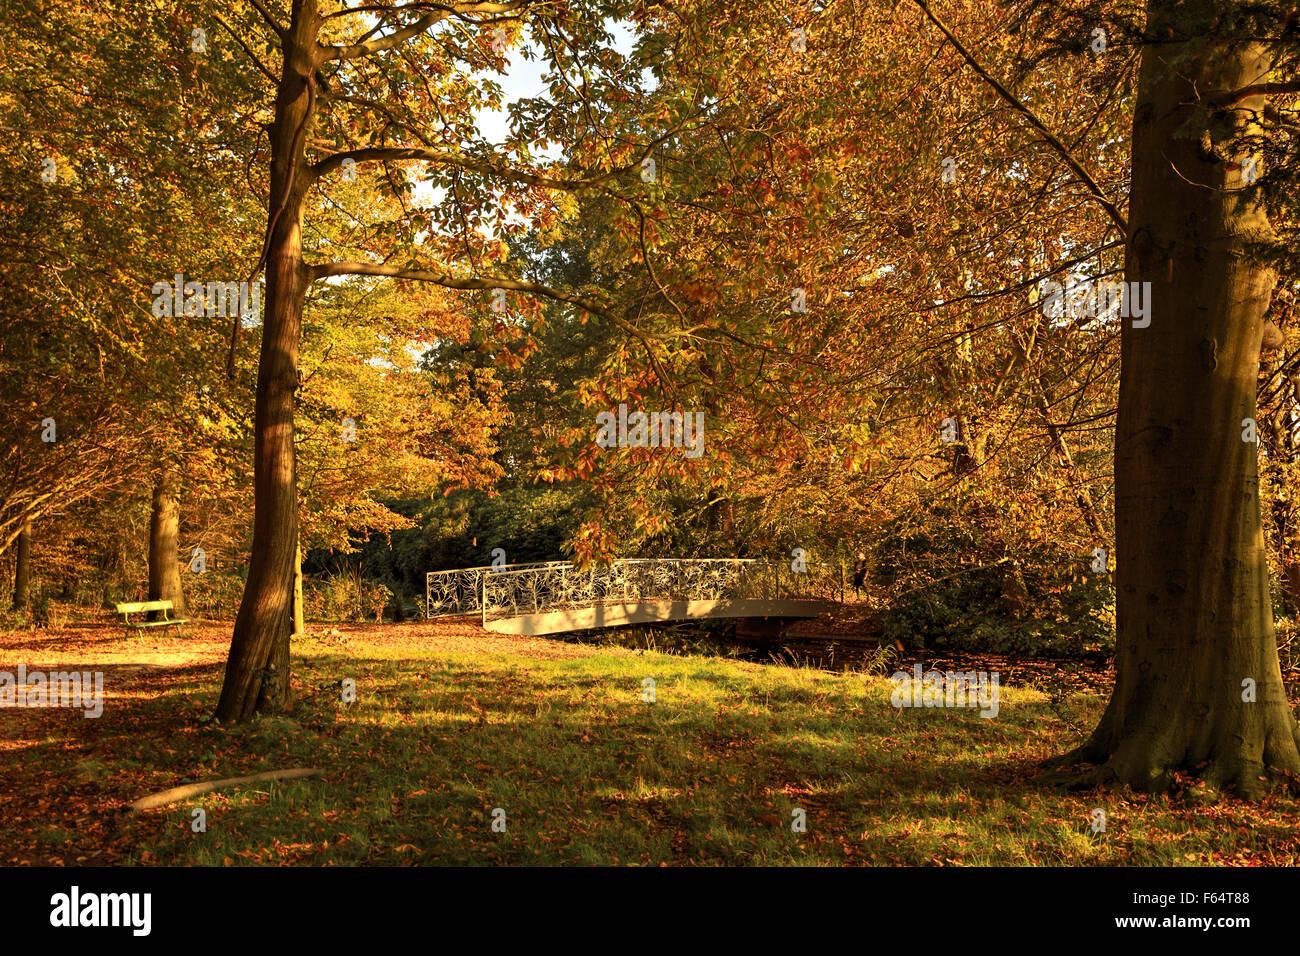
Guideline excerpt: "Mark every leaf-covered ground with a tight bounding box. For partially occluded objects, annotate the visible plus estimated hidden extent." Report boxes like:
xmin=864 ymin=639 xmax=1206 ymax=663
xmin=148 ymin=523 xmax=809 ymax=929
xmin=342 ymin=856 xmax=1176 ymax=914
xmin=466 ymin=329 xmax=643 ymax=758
xmin=2 ymin=620 xmax=1298 ymax=866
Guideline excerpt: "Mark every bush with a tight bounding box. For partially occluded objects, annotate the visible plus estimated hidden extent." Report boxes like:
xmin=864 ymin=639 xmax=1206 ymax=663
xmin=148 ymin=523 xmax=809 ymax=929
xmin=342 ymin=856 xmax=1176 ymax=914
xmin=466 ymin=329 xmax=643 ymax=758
xmin=875 ymin=516 xmax=1115 ymax=659
xmin=362 ymin=582 xmax=392 ymax=622
xmin=184 ymin=571 xmax=246 ymax=620
xmin=301 ymin=572 xmax=393 ymax=623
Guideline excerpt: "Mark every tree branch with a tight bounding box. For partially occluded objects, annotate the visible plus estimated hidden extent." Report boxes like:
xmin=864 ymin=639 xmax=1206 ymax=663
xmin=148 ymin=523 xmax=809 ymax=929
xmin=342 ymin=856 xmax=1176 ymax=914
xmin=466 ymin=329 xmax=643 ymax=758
xmin=131 ymin=768 xmax=323 ymax=811
xmin=1213 ymin=80 xmax=1300 ymax=106
xmin=911 ymin=0 xmax=1129 ymax=236
xmin=245 ymin=0 xmax=287 ymax=40
xmin=309 ymin=134 xmax=677 ymax=191
xmin=311 ymin=145 xmax=582 ymax=189
xmin=308 ymin=259 xmax=673 ymax=385
xmin=311 ymin=259 xmax=603 ymax=309
xmin=214 ymin=12 xmax=281 ymax=86
xmin=316 ymin=2 xmax=528 ymax=62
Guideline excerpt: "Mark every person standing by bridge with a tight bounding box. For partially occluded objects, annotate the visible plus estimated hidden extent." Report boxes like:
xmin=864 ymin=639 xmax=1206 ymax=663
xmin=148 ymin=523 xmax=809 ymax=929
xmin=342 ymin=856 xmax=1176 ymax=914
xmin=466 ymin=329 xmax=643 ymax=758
xmin=852 ymin=552 xmax=868 ymax=600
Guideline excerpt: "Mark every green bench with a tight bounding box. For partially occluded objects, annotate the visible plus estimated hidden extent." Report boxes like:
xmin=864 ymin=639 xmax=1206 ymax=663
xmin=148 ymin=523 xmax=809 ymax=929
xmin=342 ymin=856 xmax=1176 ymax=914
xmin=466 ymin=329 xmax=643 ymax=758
xmin=115 ymin=600 xmax=190 ymax=640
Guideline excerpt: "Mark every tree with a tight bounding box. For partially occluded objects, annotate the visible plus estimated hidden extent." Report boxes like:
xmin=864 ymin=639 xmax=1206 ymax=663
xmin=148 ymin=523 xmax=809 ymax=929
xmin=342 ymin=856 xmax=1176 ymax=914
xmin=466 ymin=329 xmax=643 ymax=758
xmin=541 ymin=0 xmax=1123 ymax=575
xmin=147 ymin=467 xmax=187 ymax=616
xmin=11 ymin=521 xmax=31 ymax=610
xmin=213 ymin=0 xmax=679 ymax=720
xmin=0 ymin=0 xmax=264 ymax=601
xmin=1057 ymin=0 xmax=1300 ymax=793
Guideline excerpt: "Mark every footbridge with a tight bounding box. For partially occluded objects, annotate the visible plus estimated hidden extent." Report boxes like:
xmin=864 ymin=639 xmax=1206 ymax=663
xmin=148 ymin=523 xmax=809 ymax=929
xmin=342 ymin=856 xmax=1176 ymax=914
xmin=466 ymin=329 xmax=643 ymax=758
xmin=426 ymin=558 xmax=841 ymax=636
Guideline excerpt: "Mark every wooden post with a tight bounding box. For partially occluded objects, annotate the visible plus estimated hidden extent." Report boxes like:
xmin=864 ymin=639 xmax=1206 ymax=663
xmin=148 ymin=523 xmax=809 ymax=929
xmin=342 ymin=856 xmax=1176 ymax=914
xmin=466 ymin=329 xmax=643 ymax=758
xmin=292 ymin=537 xmax=305 ymax=639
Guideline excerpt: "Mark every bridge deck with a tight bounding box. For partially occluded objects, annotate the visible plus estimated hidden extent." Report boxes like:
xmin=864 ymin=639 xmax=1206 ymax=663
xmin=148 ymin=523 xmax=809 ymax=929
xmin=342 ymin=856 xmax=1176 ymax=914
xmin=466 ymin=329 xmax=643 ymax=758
xmin=484 ymin=598 xmax=835 ymax=636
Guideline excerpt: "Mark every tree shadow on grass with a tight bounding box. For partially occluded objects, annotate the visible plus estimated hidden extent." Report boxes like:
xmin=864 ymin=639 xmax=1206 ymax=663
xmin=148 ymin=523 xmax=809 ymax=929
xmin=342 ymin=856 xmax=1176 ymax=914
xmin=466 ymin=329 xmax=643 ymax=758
xmin=1 ymin=650 xmax=1293 ymax=865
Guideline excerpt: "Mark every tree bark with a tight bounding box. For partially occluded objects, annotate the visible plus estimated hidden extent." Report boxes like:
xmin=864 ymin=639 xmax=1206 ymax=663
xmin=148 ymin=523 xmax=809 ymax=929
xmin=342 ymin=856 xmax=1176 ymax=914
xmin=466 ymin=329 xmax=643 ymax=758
xmin=1062 ymin=0 xmax=1300 ymax=794
xmin=11 ymin=519 xmax=30 ymax=610
xmin=147 ymin=467 xmax=186 ymax=617
xmin=214 ymin=1 xmax=318 ymax=722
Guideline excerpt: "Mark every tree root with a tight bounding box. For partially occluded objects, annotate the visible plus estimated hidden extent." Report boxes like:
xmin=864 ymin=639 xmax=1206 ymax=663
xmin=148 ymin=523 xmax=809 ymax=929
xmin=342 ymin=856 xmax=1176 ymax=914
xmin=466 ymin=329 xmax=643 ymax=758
xmin=1040 ymin=747 xmax=1300 ymax=801
xmin=130 ymin=768 xmax=323 ymax=811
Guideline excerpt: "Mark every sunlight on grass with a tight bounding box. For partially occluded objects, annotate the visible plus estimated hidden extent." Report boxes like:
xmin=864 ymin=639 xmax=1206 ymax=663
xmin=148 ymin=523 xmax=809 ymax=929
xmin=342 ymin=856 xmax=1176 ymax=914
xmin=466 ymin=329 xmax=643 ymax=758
xmin=5 ymin=626 xmax=1299 ymax=866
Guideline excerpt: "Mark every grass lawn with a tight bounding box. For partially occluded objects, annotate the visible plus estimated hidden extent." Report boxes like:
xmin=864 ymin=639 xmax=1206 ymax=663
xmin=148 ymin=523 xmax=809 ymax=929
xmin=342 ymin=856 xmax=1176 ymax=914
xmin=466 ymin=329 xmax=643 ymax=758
xmin=2 ymin=620 xmax=1297 ymax=866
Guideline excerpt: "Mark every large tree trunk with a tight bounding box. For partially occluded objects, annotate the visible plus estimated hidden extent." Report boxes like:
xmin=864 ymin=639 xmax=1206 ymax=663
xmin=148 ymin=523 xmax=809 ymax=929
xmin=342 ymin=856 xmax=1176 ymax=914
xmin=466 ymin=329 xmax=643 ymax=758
xmin=214 ymin=1 xmax=317 ymax=722
xmin=11 ymin=519 xmax=30 ymax=609
xmin=1063 ymin=0 xmax=1300 ymax=794
xmin=147 ymin=467 xmax=186 ymax=617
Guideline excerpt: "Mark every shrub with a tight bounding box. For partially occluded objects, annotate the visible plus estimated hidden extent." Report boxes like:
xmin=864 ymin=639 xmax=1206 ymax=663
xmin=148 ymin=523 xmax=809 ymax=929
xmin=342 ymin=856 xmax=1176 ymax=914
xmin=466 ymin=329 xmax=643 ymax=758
xmin=874 ymin=516 xmax=1115 ymax=659
xmin=184 ymin=571 xmax=246 ymax=620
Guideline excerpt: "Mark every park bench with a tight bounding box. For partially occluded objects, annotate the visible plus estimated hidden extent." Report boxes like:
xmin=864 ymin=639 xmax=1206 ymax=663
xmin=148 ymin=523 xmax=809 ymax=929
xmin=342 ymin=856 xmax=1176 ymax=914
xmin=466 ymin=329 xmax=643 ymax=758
xmin=114 ymin=600 xmax=190 ymax=641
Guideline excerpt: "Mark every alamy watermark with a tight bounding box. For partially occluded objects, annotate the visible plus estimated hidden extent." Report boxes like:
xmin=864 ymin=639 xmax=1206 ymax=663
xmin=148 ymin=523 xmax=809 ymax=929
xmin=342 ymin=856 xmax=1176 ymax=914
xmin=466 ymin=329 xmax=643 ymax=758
xmin=151 ymin=273 xmax=260 ymax=319
xmin=0 ymin=665 xmax=103 ymax=718
xmin=1039 ymin=278 xmax=1151 ymax=328
xmin=890 ymin=664 xmax=999 ymax=718
xmin=595 ymin=403 xmax=705 ymax=458
xmin=50 ymin=886 xmax=150 ymax=936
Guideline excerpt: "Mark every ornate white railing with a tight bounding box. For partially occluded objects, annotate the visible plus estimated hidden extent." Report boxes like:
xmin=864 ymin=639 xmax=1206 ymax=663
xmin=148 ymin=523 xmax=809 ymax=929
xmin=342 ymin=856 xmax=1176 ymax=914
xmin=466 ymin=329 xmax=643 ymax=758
xmin=425 ymin=561 xmax=565 ymax=617
xmin=427 ymin=557 xmax=847 ymax=621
